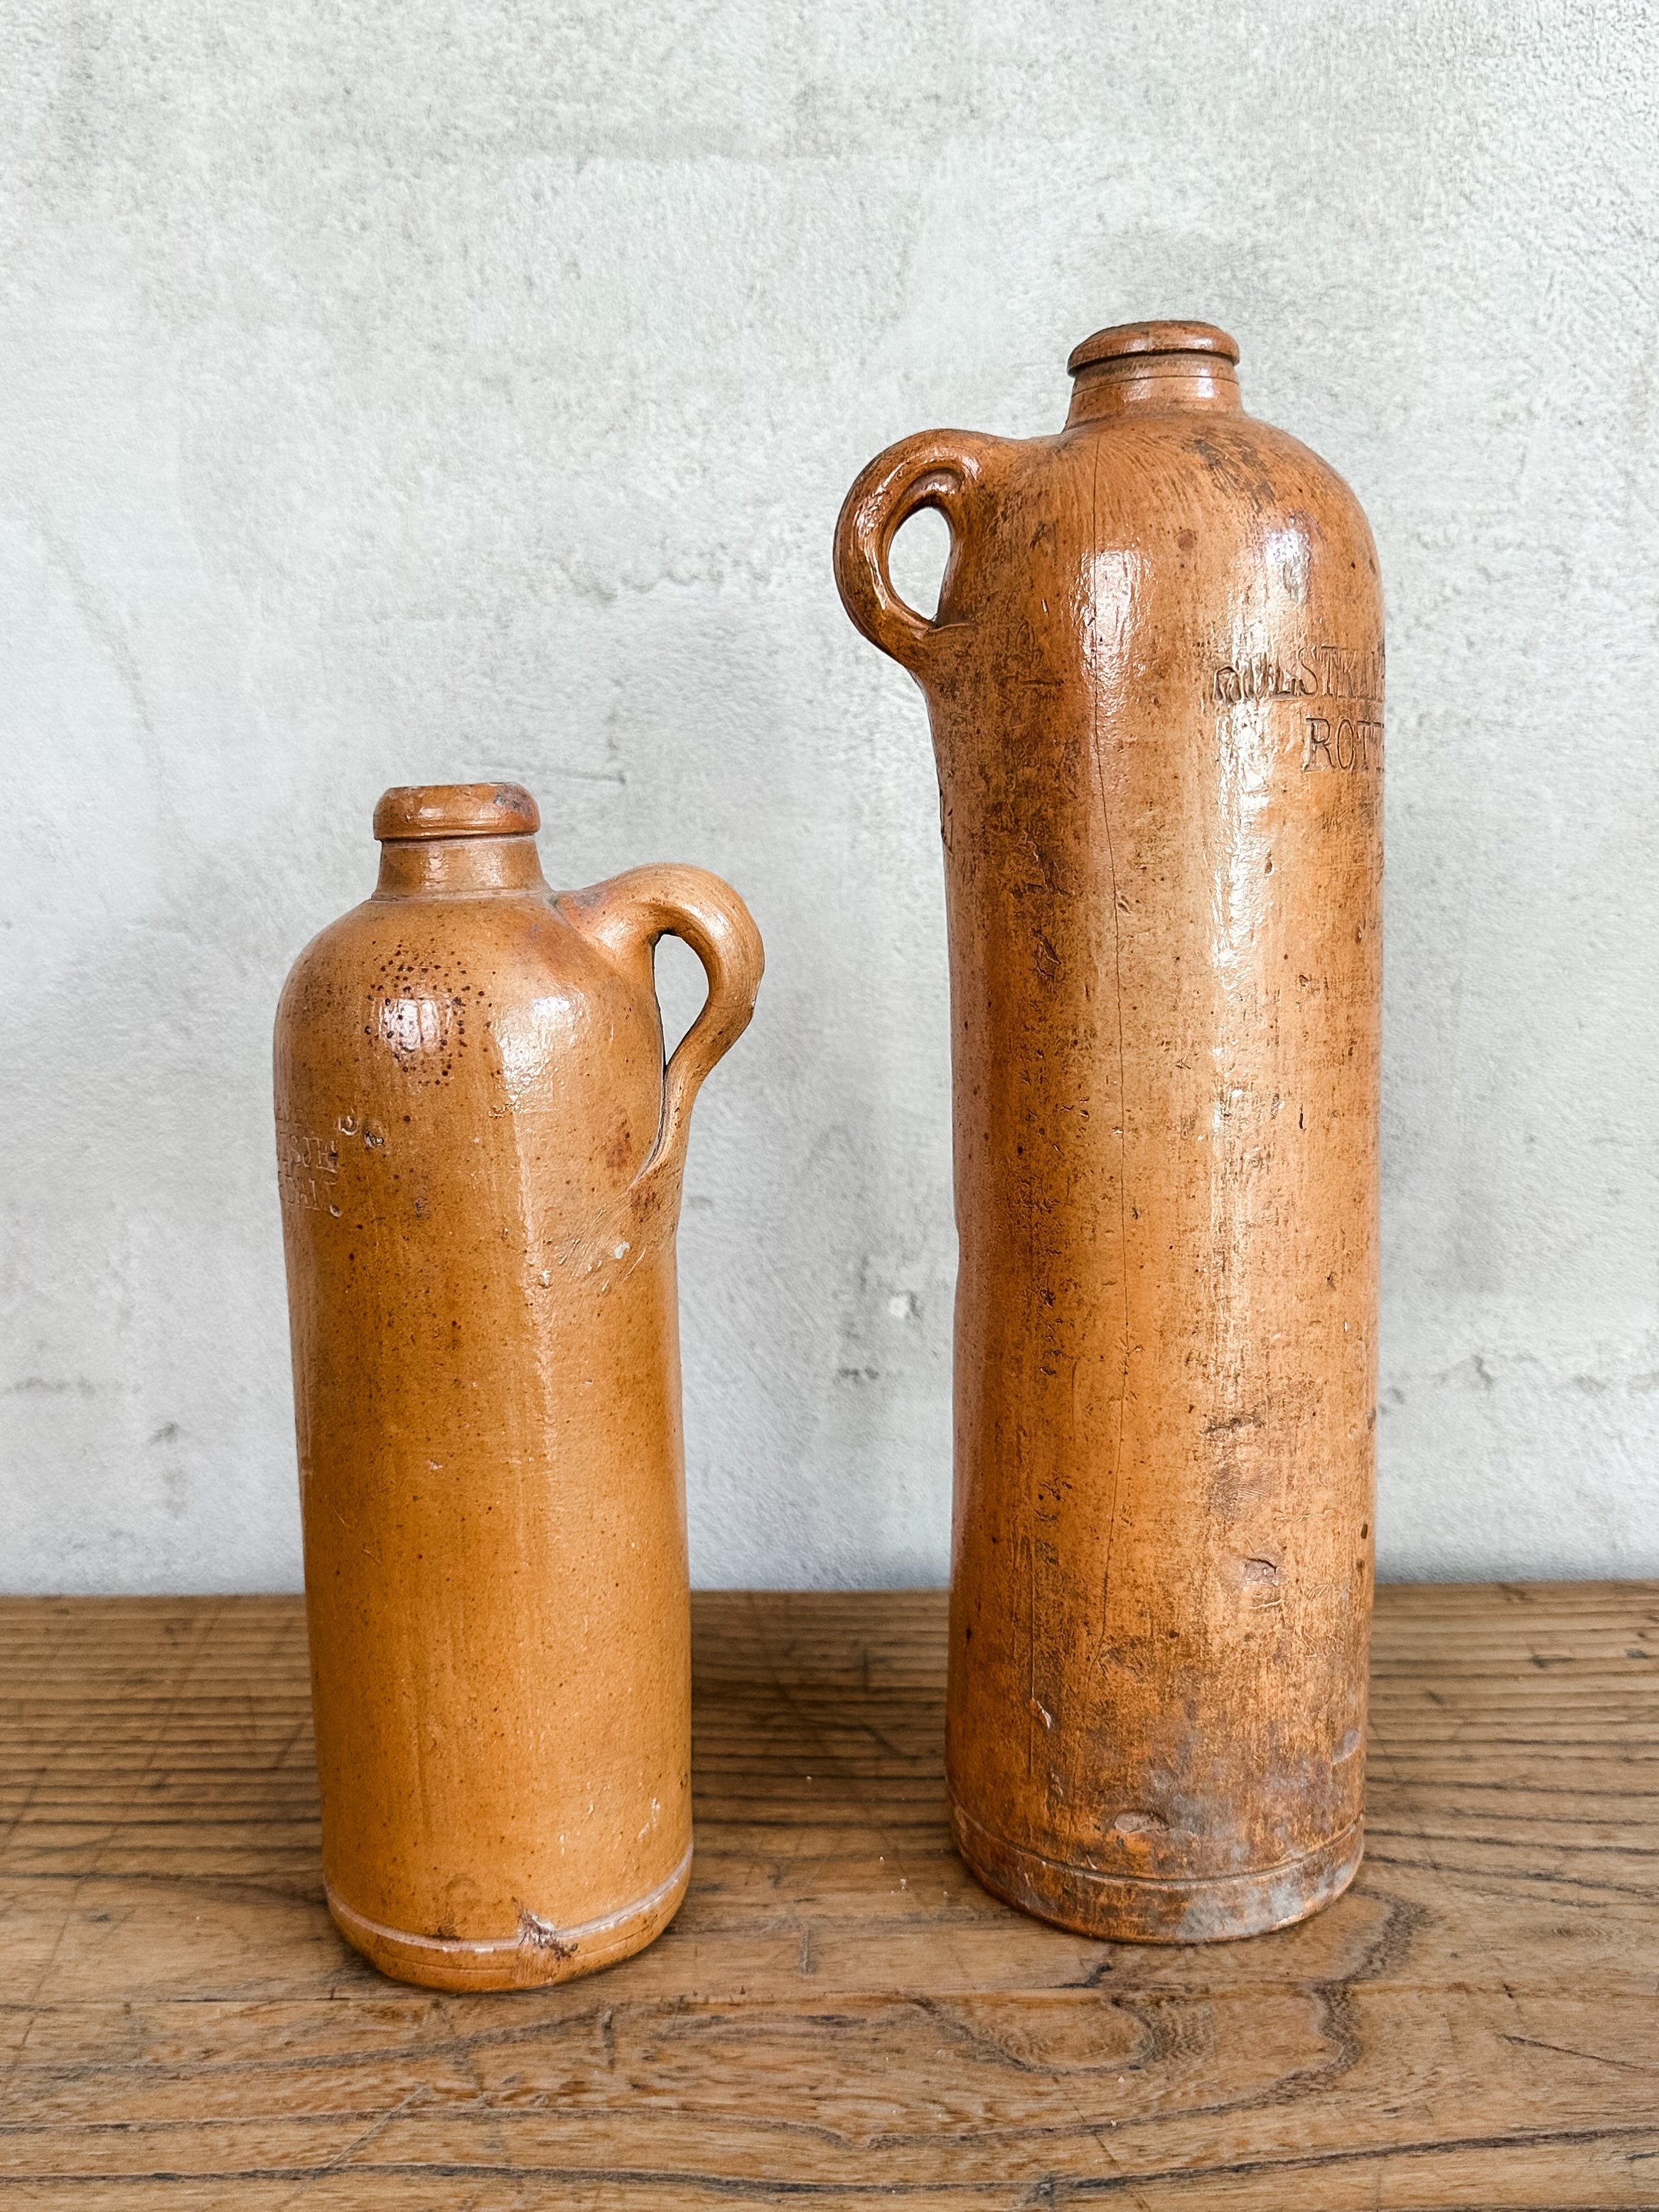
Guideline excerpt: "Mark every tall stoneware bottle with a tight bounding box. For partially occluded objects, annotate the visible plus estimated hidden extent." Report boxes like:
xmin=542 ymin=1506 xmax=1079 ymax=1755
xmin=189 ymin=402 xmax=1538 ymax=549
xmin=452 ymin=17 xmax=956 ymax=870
xmin=274 ymin=783 xmax=763 ymax=1988
xmin=835 ymin=323 xmax=1382 ymax=1941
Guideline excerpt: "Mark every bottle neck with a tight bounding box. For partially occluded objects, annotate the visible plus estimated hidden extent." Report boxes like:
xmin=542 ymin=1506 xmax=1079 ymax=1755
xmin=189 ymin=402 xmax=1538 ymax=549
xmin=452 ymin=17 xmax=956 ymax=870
xmin=374 ymin=835 xmax=549 ymax=898
xmin=1065 ymin=351 xmax=1242 ymax=426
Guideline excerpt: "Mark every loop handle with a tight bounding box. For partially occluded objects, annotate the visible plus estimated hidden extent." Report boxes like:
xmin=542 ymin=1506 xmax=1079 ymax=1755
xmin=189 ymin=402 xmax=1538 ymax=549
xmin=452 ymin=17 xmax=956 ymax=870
xmin=560 ymin=864 xmax=763 ymax=1203
xmin=832 ymin=430 xmax=991 ymax=674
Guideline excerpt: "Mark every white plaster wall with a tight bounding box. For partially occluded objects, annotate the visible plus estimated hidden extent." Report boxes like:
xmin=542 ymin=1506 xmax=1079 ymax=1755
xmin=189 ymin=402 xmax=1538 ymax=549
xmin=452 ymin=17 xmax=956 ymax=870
xmin=3 ymin=0 xmax=1658 ymax=1591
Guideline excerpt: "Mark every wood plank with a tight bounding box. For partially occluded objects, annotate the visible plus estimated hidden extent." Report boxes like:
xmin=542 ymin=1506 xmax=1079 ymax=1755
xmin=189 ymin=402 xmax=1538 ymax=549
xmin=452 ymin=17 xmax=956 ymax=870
xmin=1 ymin=1584 xmax=1657 ymax=2206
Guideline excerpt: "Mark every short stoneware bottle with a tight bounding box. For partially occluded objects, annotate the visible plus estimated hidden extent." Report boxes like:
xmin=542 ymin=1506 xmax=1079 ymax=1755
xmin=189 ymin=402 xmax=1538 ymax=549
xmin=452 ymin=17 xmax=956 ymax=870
xmin=274 ymin=783 xmax=763 ymax=1989
xmin=834 ymin=322 xmax=1382 ymax=1942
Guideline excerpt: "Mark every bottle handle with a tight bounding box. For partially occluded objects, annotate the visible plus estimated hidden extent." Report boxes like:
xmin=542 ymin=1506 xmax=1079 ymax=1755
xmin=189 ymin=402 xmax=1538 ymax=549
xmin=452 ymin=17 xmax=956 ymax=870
xmin=560 ymin=864 xmax=764 ymax=1204
xmin=833 ymin=430 xmax=991 ymax=674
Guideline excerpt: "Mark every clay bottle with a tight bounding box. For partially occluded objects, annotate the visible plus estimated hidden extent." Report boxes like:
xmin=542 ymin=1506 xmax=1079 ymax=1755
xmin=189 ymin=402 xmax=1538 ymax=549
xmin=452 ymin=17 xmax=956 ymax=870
xmin=274 ymin=784 xmax=763 ymax=1989
xmin=835 ymin=323 xmax=1382 ymax=1942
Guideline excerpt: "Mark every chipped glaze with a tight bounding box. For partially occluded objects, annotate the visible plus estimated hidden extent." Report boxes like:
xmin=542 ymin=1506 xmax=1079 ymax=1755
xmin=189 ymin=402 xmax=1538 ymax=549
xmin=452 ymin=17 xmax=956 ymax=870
xmin=274 ymin=784 xmax=763 ymax=1989
xmin=835 ymin=323 xmax=1382 ymax=1941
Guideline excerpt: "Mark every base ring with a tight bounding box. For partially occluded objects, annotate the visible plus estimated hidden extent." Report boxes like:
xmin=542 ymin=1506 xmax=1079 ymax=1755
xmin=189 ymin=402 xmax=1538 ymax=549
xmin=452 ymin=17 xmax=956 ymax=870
xmin=326 ymin=1839 xmax=693 ymax=1991
xmin=951 ymin=1802 xmax=1363 ymax=1944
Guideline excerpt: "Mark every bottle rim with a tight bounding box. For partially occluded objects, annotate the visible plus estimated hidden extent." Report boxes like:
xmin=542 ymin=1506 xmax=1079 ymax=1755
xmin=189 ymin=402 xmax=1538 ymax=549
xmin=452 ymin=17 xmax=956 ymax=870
xmin=372 ymin=784 xmax=541 ymax=841
xmin=1067 ymin=321 xmax=1240 ymax=376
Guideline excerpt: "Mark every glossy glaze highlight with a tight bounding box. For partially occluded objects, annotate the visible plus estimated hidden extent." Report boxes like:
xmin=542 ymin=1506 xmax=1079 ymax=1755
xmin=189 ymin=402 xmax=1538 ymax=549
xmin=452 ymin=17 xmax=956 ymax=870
xmin=835 ymin=323 xmax=1383 ymax=1942
xmin=274 ymin=783 xmax=763 ymax=1989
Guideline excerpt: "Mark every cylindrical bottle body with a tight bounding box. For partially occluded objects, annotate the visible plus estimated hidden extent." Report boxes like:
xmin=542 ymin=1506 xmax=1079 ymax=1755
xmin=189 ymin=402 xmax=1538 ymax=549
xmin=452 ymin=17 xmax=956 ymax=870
xmin=933 ymin=402 xmax=1383 ymax=1939
xmin=275 ymin=883 xmax=692 ymax=1990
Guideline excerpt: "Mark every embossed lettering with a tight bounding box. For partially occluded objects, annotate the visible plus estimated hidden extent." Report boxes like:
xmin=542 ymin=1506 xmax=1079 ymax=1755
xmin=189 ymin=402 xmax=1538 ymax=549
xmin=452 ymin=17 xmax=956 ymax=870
xmin=275 ymin=1122 xmax=347 ymax=1214
xmin=1216 ymin=639 xmax=1383 ymax=709
xmin=1304 ymin=714 xmax=1383 ymax=773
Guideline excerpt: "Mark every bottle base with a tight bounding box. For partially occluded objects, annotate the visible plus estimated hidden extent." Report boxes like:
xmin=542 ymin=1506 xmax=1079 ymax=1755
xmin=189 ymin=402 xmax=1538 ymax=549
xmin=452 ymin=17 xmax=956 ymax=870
xmin=326 ymin=1840 xmax=693 ymax=1991
xmin=950 ymin=1801 xmax=1363 ymax=1944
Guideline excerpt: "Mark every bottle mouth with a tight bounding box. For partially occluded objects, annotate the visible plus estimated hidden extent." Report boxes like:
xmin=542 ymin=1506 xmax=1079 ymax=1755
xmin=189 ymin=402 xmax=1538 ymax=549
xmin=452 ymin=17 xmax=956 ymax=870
xmin=1067 ymin=321 xmax=1240 ymax=377
xmin=373 ymin=783 xmax=540 ymax=841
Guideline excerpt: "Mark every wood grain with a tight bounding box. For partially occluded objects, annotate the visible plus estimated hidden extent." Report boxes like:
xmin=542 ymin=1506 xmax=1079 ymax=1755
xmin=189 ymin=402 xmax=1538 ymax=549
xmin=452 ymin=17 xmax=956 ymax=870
xmin=2 ymin=1584 xmax=1657 ymax=2206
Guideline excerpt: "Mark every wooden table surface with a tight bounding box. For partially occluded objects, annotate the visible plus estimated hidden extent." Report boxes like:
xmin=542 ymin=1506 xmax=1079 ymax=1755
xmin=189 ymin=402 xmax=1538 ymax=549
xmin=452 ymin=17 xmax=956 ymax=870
xmin=2 ymin=1584 xmax=1657 ymax=2208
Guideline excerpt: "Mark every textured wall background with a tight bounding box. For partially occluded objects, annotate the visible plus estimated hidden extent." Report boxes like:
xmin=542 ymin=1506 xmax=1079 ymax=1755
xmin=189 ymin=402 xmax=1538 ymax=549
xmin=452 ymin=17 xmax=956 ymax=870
xmin=4 ymin=0 xmax=1658 ymax=1591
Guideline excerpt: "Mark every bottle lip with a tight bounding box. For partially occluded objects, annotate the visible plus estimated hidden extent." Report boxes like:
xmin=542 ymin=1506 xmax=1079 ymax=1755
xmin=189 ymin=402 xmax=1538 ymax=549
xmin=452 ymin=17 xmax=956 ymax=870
xmin=372 ymin=783 xmax=540 ymax=841
xmin=1067 ymin=321 xmax=1240 ymax=375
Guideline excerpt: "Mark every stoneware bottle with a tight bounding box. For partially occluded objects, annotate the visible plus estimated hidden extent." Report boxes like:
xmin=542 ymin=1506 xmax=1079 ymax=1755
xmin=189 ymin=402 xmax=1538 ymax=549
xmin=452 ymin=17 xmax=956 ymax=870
xmin=274 ymin=783 xmax=763 ymax=1989
xmin=834 ymin=322 xmax=1382 ymax=1943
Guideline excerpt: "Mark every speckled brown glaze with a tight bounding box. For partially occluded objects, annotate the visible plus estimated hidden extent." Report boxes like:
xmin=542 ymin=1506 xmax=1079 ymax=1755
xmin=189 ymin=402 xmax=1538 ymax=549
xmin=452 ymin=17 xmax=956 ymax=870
xmin=274 ymin=785 xmax=762 ymax=1989
xmin=835 ymin=323 xmax=1382 ymax=1942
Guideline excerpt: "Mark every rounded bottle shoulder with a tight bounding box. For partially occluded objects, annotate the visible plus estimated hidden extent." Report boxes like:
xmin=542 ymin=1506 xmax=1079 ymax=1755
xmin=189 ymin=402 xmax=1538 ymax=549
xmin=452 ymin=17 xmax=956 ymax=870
xmin=273 ymin=882 xmax=670 ymax=1201
xmin=280 ymin=888 xmax=601 ymax=1002
xmin=911 ymin=407 xmax=1382 ymax=694
xmin=1041 ymin=409 xmax=1374 ymax=550
xmin=273 ymin=886 xmax=654 ymax=1081
xmin=916 ymin=410 xmax=1380 ymax=628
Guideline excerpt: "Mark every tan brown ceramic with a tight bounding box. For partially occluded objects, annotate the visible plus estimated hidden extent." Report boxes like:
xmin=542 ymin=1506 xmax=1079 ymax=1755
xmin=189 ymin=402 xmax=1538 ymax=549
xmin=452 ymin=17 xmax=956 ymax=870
xmin=274 ymin=783 xmax=763 ymax=1990
xmin=835 ymin=322 xmax=1382 ymax=1942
